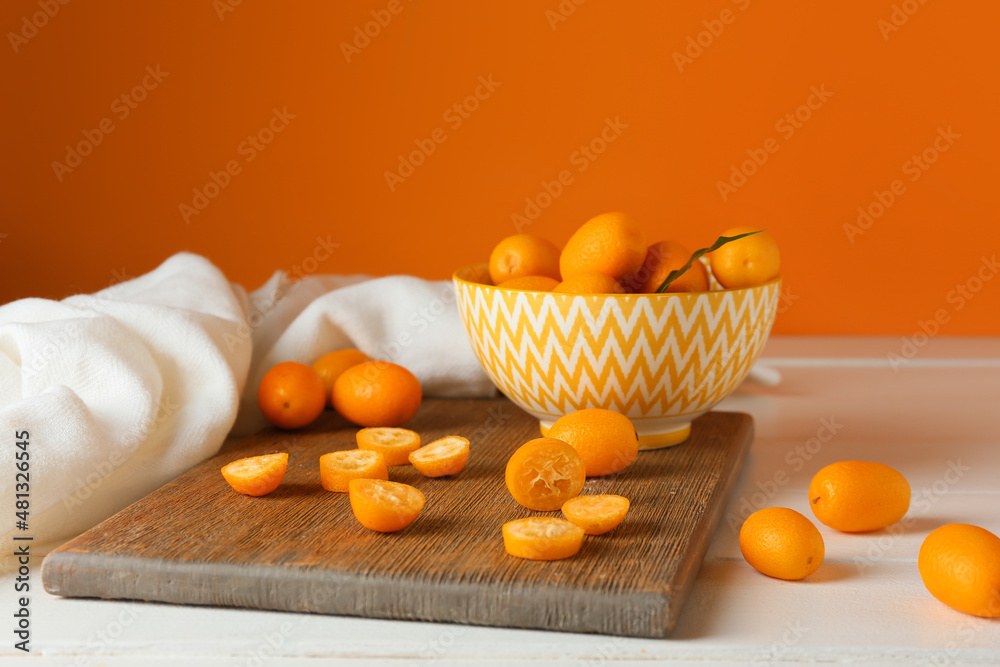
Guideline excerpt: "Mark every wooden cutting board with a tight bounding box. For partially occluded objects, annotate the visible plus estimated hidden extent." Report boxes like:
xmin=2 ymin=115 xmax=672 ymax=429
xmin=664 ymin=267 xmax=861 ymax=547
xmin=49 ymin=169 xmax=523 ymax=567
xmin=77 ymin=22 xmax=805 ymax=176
xmin=42 ymin=398 xmax=752 ymax=638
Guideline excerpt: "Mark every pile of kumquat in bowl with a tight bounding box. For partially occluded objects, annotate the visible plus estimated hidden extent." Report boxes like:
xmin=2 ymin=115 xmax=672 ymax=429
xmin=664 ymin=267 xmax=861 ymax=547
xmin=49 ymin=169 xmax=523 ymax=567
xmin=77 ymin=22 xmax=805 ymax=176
xmin=453 ymin=212 xmax=783 ymax=449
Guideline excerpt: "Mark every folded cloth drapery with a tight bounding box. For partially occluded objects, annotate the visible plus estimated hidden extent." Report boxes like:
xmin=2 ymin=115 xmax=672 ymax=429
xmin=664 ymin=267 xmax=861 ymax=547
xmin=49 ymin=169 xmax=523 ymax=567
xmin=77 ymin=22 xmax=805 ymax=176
xmin=0 ymin=253 xmax=494 ymax=557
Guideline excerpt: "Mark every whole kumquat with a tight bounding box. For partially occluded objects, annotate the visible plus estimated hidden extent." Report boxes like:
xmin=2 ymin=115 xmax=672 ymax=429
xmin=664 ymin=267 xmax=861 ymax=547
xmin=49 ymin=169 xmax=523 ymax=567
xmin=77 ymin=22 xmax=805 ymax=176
xmin=739 ymin=507 xmax=825 ymax=581
xmin=709 ymin=226 xmax=780 ymax=289
xmin=258 ymin=362 xmax=326 ymax=429
xmin=559 ymin=211 xmax=646 ymax=282
xmin=332 ymin=361 xmax=422 ymax=427
xmin=489 ymin=234 xmax=562 ymax=285
xmin=808 ymin=461 xmax=910 ymax=532
xmin=918 ymin=523 xmax=1000 ymax=618
xmin=624 ymin=240 xmax=709 ymax=293
xmin=552 ymin=271 xmax=625 ymax=295
xmin=547 ymin=409 xmax=638 ymax=477
xmin=313 ymin=348 xmax=370 ymax=407
xmin=497 ymin=275 xmax=560 ymax=291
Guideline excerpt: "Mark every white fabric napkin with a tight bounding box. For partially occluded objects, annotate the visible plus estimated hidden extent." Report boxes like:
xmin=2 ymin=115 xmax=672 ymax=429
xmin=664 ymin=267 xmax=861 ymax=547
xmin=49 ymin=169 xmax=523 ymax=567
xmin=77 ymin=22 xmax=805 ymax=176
xmin=0 ymin=253 xmax=493 ymax=556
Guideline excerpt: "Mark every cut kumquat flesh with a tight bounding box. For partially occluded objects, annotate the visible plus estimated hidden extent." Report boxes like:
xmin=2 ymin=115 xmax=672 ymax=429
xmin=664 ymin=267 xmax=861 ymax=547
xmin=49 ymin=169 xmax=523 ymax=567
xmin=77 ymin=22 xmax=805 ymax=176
xmin=348 ymin=479 xmax=426 ymax=532
xmin=221 ymin=453 xmax=288 ymax=497
xmin=561 ymin=494 xmax=630 ymax=535
xmin=502 ymin=517 xmax=585 ymax=561
xmin=505 ymin=437 xmax=586 ymax=511
xmin=355 ymin=427 xmax=421 ymax=466
xmin=409 ymin=436 xmax=470 ymax=477
xmin=319 ymin=449 xmax=388 ymax=493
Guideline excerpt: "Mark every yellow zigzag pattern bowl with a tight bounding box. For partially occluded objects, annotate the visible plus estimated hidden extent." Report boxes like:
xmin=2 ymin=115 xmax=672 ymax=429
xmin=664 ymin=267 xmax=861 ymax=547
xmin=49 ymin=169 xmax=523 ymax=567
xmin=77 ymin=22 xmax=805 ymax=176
xmin=453 ymin=264 xmax=781 ymax=449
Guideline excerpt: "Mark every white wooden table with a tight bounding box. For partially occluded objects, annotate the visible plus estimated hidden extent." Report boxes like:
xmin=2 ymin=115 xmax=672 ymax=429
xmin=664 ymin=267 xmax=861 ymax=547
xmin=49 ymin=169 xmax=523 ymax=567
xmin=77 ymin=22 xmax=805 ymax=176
xmin=4 ymin=336 xmax=999 ymax=665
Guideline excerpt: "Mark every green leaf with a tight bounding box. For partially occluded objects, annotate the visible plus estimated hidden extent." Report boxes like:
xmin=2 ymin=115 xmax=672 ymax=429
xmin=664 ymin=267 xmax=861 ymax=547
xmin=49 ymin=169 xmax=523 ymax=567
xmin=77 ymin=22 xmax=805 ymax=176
xmin=654 ymin=230 xmax=764 ymax=293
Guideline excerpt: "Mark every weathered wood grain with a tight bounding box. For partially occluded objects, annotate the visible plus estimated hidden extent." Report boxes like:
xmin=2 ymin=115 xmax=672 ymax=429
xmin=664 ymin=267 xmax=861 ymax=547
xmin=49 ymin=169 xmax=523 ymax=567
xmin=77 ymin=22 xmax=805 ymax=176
xmin=41 ymin=399 xmax=752 ymax=638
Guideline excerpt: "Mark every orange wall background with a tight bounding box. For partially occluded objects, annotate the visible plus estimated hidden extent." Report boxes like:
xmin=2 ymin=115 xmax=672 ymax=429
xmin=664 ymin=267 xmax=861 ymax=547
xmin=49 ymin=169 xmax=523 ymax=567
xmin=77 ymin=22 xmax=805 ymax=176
xmin=2 ymin=0 xmax=998 ymax=334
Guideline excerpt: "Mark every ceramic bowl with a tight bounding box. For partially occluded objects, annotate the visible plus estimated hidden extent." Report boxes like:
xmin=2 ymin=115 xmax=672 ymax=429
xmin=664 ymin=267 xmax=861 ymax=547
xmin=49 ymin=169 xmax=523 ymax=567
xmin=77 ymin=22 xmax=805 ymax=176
xmin=453 ymin=264 xmax=780 ymax=448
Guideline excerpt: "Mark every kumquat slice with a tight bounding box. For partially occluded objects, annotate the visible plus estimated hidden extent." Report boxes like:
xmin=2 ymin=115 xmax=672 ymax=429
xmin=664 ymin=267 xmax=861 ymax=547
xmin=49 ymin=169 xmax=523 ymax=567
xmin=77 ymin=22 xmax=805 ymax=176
xmin=561 ymin=494 xmax=630 ymax=535
xmin=356 ymin=427 xmax=421 ymax=466
xmin=409 ymin=436 xmax=470 ymax=477
xmin=503 ymin=517 xmax=585 ymax=561
xmin=348 ymin=479 xmax=426 ymax=533
xmin=319 ymin=449 xmax=388 ymax=493
xmin=221 ymin=453 xmax=288 ymax=497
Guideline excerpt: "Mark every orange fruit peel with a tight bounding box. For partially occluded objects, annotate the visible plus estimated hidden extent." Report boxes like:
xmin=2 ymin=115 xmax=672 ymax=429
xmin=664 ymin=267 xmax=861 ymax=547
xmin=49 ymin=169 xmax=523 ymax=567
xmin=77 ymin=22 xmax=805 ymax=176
xmin=547 ymin=409 xmax=638 ymax=477
xmin=919 ymin=523 xmax=1000 ymax=618
xmin=409 ymin=435 xmax=470 ymax=477
xmin=313 ymin=349 xmax=370 ymax=407
xmin=504 ymin=437 xmax=586 ymax=511
xmin=739 ymin=507 xmax=825 ymax=580
xmin=559 ymin=211 xmax=646 ymax=282
xmin=488 ymin=234 xmax=561 ymax=285
xmin=552 ymin=271 xmax=625 ymax=295
xmin=319 ymin=449 xmax=388 ymax=493
xmin=356 ymin=427 xmax=422 ymax=466
xmin=348 ymin=478 xmax=426 ymax=532
xmin=561 ymin=494 xmax=630 ymax=535
xmin=808 ymin=461 xmax=910 ymax=532
xmin=502 ymin=517 xmax=585 ymax=561
xmin=709 ymin=226 xmax=781 ymax=289
xmin=257 ymin=362 xmax=326 ymax=430
xmin=496 ymin=275 xmax=559 ymax=291
xmin=221 ymin=453 xmax=288 ymax=497
xmin=624 ymin=240 xmax=709 ymax=293
xmin=332 ymin=361 xmax=422 ymax=427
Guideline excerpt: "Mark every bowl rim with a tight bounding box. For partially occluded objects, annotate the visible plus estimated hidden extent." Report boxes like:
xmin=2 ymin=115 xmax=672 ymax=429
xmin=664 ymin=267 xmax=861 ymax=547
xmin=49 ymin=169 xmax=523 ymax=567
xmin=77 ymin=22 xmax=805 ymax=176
xmin=452 ymin=263 xmax=781 ymax=297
